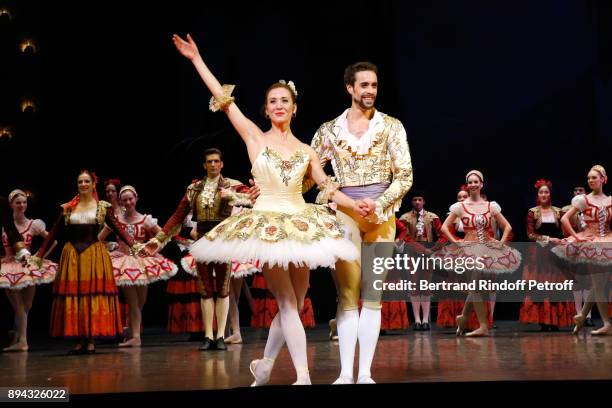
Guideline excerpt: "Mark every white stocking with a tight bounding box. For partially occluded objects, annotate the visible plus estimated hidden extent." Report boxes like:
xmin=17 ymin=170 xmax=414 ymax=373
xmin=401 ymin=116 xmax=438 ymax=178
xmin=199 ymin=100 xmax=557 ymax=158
xmin=357 ymin=307 xmax=381 ymax=380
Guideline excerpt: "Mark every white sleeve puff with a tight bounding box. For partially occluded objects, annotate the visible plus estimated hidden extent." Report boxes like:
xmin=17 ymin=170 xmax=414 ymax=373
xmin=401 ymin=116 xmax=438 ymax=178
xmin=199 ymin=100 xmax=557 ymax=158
xmin=449 ymin=202 xmax=463 ymax=217
xmin=571 ymin=195 xmax=587 ymax=212
xmin=143 ymin=215 xmax=158 ymax=230
xmin=31 ymin=219 xmax=47 ymax=236
xmin=490 ymin=201 xmax=502 ymax=215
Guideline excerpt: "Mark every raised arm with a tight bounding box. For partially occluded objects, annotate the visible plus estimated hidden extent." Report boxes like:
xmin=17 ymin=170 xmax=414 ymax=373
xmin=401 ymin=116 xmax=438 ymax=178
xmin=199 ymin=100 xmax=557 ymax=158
xmin=173 ymin=34 xmax=262 ymax=151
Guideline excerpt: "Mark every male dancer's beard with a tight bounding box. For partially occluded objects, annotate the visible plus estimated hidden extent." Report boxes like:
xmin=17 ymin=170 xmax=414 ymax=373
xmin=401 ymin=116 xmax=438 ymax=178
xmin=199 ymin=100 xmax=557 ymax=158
xmin=356 ymin=95 xmax=376 ymax=110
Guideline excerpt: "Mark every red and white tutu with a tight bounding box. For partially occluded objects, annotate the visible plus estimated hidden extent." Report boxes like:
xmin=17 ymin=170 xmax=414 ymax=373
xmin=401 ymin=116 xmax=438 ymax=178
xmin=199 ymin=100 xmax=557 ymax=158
xmin=0 ymin=257 xmax=57 ymax=290
xmin=1 ymin=219 xmax=58 ymax=289
xmin=111 ymin=251 xmax=178 ymax=286
xmin=551 ymin=195 xmax=612 ymax=266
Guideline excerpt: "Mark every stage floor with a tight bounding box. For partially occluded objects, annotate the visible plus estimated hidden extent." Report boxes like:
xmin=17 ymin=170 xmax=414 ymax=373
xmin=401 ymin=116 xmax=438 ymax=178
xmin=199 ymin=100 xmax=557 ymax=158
xmin=2 ymin=323 xmax=612 ymax=395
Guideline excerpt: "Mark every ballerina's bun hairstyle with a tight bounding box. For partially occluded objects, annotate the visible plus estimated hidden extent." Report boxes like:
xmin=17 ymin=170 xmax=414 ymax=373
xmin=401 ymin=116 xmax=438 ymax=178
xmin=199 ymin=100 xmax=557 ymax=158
xmin=8 ymin=189 xmax=27 ymax=203
xmin=590 ymin=165 xmax=608 ymax=184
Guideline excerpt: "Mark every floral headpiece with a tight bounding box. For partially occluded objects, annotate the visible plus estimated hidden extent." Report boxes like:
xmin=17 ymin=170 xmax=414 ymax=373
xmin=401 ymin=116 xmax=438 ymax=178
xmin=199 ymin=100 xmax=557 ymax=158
xmin=279 ymin=79 xmax=298 ymax=98
xmin=534 ymin=178 xmax=552 ymax=191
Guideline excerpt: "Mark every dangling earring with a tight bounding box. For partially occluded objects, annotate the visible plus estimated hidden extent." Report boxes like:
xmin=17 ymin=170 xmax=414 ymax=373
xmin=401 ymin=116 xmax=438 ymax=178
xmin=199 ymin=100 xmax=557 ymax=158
xmin=292 ymin=112 xmax=296 ymax=118
xmin=265 ymin=113 xmax=270 ymax=119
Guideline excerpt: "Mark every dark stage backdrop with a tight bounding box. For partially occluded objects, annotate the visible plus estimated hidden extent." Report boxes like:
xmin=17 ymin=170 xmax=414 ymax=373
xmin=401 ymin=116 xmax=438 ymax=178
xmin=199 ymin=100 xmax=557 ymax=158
xmin=1 ymin=0 xmax=611 ymax=331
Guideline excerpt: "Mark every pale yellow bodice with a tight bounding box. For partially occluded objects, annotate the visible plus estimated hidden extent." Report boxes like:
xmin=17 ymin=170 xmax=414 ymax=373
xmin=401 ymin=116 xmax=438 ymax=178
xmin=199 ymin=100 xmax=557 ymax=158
xmin=251 ymin=146 xmax=310 ymax=214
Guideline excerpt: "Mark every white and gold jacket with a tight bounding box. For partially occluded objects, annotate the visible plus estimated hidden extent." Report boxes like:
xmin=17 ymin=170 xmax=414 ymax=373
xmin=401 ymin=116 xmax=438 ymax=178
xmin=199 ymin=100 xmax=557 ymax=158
xmin=309 ymin=109 xmax=413 ymax=223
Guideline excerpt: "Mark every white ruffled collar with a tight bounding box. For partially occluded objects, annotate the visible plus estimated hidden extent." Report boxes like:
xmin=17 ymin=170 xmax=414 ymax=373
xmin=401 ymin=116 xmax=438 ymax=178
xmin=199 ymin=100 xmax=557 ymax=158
xmin=334 ymin=109 xmax=384 ymax=156
xmin=201 ymin=175 xmax=221 ymax=208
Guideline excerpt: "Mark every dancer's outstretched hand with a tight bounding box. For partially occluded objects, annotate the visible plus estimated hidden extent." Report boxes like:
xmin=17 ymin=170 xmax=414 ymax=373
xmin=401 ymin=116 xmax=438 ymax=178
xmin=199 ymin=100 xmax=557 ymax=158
xmin=172 ymin=33 xmax=199 ymax=61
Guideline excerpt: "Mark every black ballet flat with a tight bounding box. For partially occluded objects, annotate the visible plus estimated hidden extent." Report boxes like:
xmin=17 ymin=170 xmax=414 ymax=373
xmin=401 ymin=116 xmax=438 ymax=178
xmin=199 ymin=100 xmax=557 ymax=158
xmin=413 ymin=323 xmax=422 ymax=331
xmin=199 ymin=337 xmax=215 ymax=351
xmin=215 ymin=337 xmax=227 ymax=351
xmin=421 ymin=322 xmax=430 ymax=331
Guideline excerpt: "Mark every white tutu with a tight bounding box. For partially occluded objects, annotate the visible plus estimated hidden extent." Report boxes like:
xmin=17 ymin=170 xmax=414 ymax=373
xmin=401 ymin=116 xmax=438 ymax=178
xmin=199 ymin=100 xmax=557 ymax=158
xmin=191 ymin=236 xmax=357 ymax=270
xmin=192 ymin=147 xmax=359 ymax=269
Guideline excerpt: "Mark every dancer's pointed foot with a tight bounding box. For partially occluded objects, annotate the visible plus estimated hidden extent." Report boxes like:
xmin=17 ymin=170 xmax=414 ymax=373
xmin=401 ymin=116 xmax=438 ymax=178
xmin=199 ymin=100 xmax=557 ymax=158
xmin=572 ymin=314 xmax=585 ymax=335
xmin=249 ymin=357 xmax=274 ymax=387
xmin=591 ymin=324 xmax=612 ymax=336
xmin=225 ymin=333 xmax=242 ymax=344
xmin=3 ymin=341 xmax=28 ymax=352
xmin=332 ymin=376 xmax=354 ymax=385
xmin=329 ymin=319 xmax=338 ymax=341
xmin=118 ymin=337 xmax=141 ymax=348
xmin=465 ymin=327 xmax=489 ymax=337
xmin=356 ymin=376 xmax=376 ymax=384
xmin=456 ymin=315 xmax=466 ymax=336
xmin=292 ymin=367 xmax=311 ymax=385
